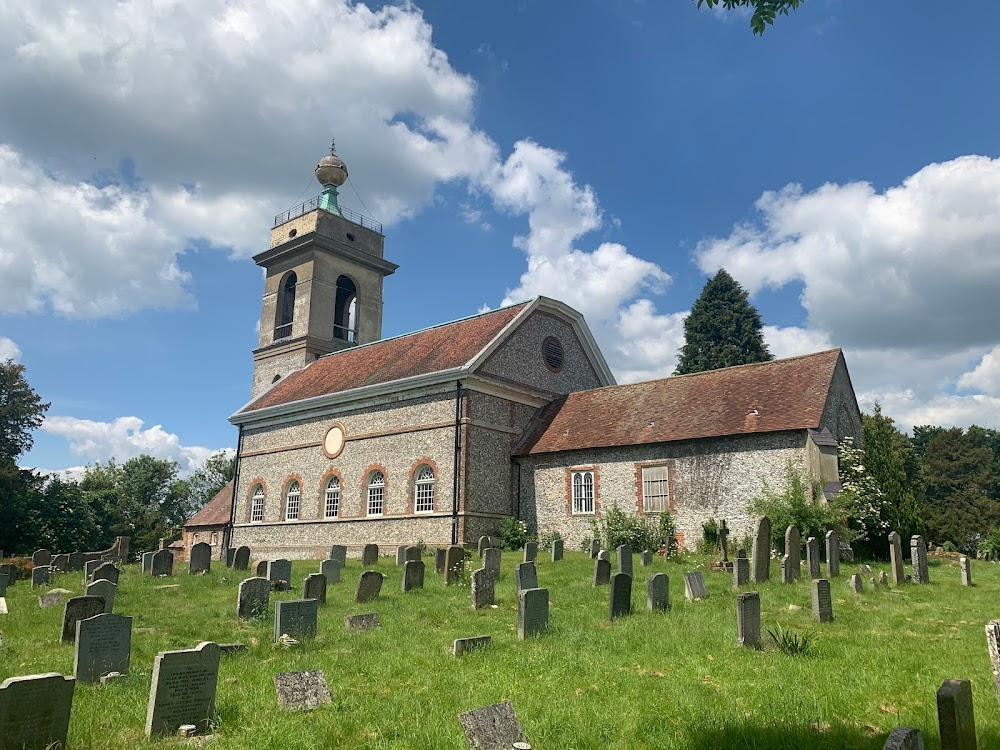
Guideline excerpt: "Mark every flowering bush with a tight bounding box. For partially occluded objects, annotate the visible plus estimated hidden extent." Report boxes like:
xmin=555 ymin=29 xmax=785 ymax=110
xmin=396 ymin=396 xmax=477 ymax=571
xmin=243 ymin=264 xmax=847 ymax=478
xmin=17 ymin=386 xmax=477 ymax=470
xmin=497 ymin=517 xmax=530 ymax=551
xmin=832 ymin=436 xmax=893 ymax=549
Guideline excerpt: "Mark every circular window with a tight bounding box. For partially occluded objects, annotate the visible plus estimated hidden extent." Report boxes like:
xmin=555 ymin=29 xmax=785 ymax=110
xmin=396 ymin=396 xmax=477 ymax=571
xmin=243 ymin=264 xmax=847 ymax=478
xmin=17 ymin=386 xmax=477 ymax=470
xmin=346 ymin=233 xmax=355 ymax=241
xmin=542 ymin=336 xmax=564 ymax=372
xmin=288 ymin=228 xmax=297 ymax=238
xmin=323 ymin=423 xmax=346 ymax=458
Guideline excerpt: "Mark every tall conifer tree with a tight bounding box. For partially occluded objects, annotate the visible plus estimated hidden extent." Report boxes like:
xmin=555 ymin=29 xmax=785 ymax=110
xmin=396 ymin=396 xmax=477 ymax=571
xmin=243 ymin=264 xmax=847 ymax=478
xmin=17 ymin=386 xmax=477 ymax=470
xmin=674 ymin=269 xmax=773 ymax=375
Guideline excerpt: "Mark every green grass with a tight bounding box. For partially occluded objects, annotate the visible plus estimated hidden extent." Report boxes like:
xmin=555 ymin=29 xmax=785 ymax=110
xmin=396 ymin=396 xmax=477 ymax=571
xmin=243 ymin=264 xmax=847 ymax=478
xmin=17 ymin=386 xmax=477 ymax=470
xmin=2 ymin=551 xmax=999 ymax=749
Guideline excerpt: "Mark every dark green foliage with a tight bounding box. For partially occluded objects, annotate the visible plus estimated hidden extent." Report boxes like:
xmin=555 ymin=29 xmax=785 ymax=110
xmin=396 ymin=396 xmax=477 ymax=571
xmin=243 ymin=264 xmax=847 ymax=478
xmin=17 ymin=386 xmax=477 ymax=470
xmin=674 ymin=269 xmax=773 ymax=375
xmin=696 ymin=0 xmax=806 ymax=35
xmin=187 ymin=450 xmax=236 ymax=512
xmin=767 ymin=623 xmax=817 ymax=656
xmin=748 ymin=461 xmax=839 ymax=549
xmin=699 ymin=518 xmax=720 ymax=555
xmin=861 ymin=404 xmax=923 ymax=543
xmin=0 ymin=360 xmax=49 ymax=463
xmin=591 ymin=504 xmax=679 ymax=555
xmin=497 ymin=516 xmax=529 ymax=550
xmin=980 ymin=527 xmax=1000 ymax=561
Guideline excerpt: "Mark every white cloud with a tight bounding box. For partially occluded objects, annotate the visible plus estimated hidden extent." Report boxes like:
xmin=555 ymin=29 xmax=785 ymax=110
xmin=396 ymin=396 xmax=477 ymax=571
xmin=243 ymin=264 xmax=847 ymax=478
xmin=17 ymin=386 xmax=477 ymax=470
xmin=763 ymin=325 xmax=833 ymax=361
xmin=858 ymin=390 xmax=1000 ymax=433
xmin=0 ymin=336 xmax=20 ymax=361
xmin=958 ymin=345 xmax=1000 ymax=397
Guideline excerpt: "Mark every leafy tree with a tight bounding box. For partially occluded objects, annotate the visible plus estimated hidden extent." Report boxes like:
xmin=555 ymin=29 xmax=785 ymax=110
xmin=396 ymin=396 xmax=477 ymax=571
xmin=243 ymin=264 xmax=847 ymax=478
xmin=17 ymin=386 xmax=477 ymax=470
xmin=187 ymin=451 xmax=236 ymax=512
xmin=831 ymin=436 xmax=891 ymax=555
xmin=0 ymin=360 xmax=50 ymax=464
xmin=696 ymin=0 xmax=806 ymax=35
xmin=859 ymin=404 xmax=923 ymax=543
xmin=748 ymin=460 xmax=838 ymax=549
xmin=675 ymin=268 xmax=773 ymax=375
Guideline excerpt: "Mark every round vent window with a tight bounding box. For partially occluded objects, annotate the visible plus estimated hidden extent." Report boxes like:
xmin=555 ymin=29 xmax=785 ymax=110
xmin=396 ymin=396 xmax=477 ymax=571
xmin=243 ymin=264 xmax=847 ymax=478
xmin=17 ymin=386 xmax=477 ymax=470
xmin=542 ymin=336 xmax=564 ymax=372
xmin=323 ymin=423 xmax=346 ymax=459
xmin=288 ymin=228 xmax=297 ymax=238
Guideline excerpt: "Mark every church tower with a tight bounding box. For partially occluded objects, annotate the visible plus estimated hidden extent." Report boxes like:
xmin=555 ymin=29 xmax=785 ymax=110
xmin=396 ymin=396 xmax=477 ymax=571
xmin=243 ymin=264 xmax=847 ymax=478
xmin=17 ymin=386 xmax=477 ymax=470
xmin=250 ymin=145 xmax=398 ymax=397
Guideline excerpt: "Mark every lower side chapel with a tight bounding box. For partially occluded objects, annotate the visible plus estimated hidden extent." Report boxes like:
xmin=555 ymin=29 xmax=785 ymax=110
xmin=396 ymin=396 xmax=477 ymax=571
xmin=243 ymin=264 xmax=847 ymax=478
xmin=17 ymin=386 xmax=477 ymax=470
xmin=205 ymin=149 xmax=863 ymax=559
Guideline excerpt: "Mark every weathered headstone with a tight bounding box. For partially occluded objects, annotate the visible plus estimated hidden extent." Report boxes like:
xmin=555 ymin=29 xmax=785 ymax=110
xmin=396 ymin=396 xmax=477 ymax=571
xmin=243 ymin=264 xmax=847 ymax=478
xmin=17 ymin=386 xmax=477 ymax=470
xmin=0 ymin=571 xmax=6 ymax=598
xmin=355 ymin=571 xmax=384 ymax=603
xmin=911 ymin=535 xmax=929 ymax=584
xmin=515 ymin=561 xmax=538 ymax=592
xmin=477 ymin=536 xmax=491 ymax=558
xmin=523 ymin=541 xmax=537 ymax=563
xmin=936 ymin=678 xmax=976 ymax=750
xmin=91 ymin=562 xmax=119 ymax=585
xmin=85 ymin=560 xmax=100 ymax=579
xmin=329 ymin=545 xmax=347 ymax=567
xmin=472 ymin=568 xmax=495 ymax=609
xmin=879 ymin=570 xmax=888 ymax=586
xmin=237 ymin=577 xmax=270 ymax=620
xmin=859 ymin=563 xmax=873 ymax=577
xmin=889 ymin=531 xmax=905 ymax=585
xmin=31 ymin=565 xmax=50 ymax=589
xmin=551 ymin=538 xmax=564 ymax=562
xmin=849 ymin=573 xmax=863 ymax=593
xmin=736 ymin=591 xmax=761 ymax=649
xmin=273 ymin=670 xmax=332 ymax=711
xmin=144 ymin=641 xmax=220 ymax=737
xmin=303 ymin=573 xmax=327 ymax=605
xmin=593 ymin=558 xmax=611 ymax=587
xmin=31 ymin=549 xmax=51 ymax=567
xmin=38 ymin=592 xmax=65 ymax=609
xmin=453 ymin=635 xmax=491 ymax=657
xmin=445 ymin=545 xmax=465 ymax=586
xmin=61 ymin=596 xmax=106 ymax=643
xmin=517 ymin=587 xmax=548 ymax=639
xmin=267 ymin=559 xmax=292 ymax=588
xmin=361 ymin=543 xmax=379 ymax=566
xmin=395 ymin=545 xmax=407 ymax=566
xmin=0 ymin=564 xmax=15 ymax=587
xmin=986 ymin=620 xmax=1000 ymax=708
xmin=812 ymin=579 xmax=833 ymax=623
xmin=598 ymin=549 xmax=610 ymax=562
xmin=806 ymin=537 xmax=821 ymax=578
xmin=0 ymin=673 xmax=75 ymax=750
xmin=50 ymin=553 xmax=69 ymax=572
xmin=589 ymin=539 xmax=600 ymax=559
xmin=86 ymin=579 xmax=116 ymax=614
xmin=435 ymin=548 xmax=446 ymax=574
xmin=189 ymin=542 xmax=212 ymax=574
xmin=74 ymin=613 xmax=132 ymax=683
xmin=225 ymin=548 xmax=236 ymax=568
xmin=616 ymin=544 xmax=633 ymax=577
xmin=405 ymin=545 xmax=422 ymax=563
xmin=609 ymin=572 xmax=632 ymax=620
xmin=733 ymin=557 xmax=750 ymax=588
xmin=254 ymin=560 xmax=268 ymax=577
xmin=751 ymin=516 xmax=772 ymax=583
xmin=320 ymin=558 xmax=342 ymax=585
xmin=683 ymin=571 xmax=708 ymax=602
xmin=825 ymin=530 xmax=840 ymax=577
xmin=403 ymin=560 xmax=425 ymax=592
xmin=233 ymin=545 xmax=250 ymax=571
xmin=781 ymin=554 xmax=793 ymax=584
xmin=483 ymin=547 xmax=501 ymax=577
xmin=344 ymin=613 xmax=380 ymax=632
xmin=785 ymin=524 xmax=801 ymax=578
xmin=458 ymin=701 xmax=528 ymax=750
xmin=719 ymin=519 xmax=730 ymax=563
xmin=647 ymin=573 xmax=670 ymax=612
xmin=273 ymin=599 xmax=319 ymax=641
xmin=961 ymin=557 xmax=973 ymax=587
xmin=142 ymin=551 xmax=155 ymax=574
xmin=640 ymin=549 xmax=652 ymax=567
xmin=67 ymin=551 xmax=84 ymax=571
xmin=883 ymin=727 xmax=925 ymax=750
xmin=150 ymin=549 xmax=173 ymax=576
xmin=736 ymin=548 xmax=747 ymax=559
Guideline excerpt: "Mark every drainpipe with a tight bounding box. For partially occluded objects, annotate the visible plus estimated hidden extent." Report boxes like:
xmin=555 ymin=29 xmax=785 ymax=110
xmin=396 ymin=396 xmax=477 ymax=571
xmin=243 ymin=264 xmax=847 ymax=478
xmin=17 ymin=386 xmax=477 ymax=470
xmin=451 ymin=380 xmax=463 ymax=545
xmin=226 ymin=425 xmax=244 ymax=556
xmin=513 ymin=456 xmax=522 ymax=519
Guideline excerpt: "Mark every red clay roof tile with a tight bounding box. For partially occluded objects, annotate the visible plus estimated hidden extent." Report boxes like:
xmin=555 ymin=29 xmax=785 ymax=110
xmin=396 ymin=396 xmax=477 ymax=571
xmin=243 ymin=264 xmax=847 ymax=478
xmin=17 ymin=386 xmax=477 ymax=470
xmin=186 ymin=480 xmax=234 ymax=527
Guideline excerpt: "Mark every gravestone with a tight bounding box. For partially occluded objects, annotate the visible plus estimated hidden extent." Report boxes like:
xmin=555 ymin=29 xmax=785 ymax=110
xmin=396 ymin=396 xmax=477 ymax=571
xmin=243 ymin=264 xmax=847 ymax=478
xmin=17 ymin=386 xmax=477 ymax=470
xmin=0 ymin=571 xmax=6 ymax=597
xmin=589 ymin=539 xmax=600 ymax=559
xmin=640 ymin=550 xmax=652 ymax=567
xmin=31 ymin=549 xmax=51 ymax=567
xmin=144 ymin=641 xmax=220 ymax=737
xmin=86 ymin=579 xmax=116 ymax=614
xmin=609 ymin=572 xmax=632 ymax=620
xmin=189 ymin=542 xmax=212 ymax=574
xmin=806 ymin=537 xmax=821 ymax=578
xmin=326 ymin=545 xmax=345 ymax=568
xmin=812 ymin=579 xmax=833 ymax=623
xmin=888 ymin=531 xmax=905 ymax=585
xmin=879 ymin=570 xmax=888 ymax=586
xmin=233 ymin=545 xmax=251 ymax=571
xmin=849 ymin=574 xmax=863 ymax=593
xmin=616 ymin=545 xmax=633 ymax=577
xmin=405 ymin=545 xmax=422 ymax=563
xmin=51 ymin=553 xmax=69 ymax=572
xmin=320 ymin=558 xmax=343 ymax=585
xmin=67 ymin=551 xmax=84 ymax=571
xmin=859 ymin=563 xmax=872 ymax=577
xmin=274 ymin=599 xmax=319 ymax=641
xmin=477 ymin=536 xmax=491 ymax=558
xmin=303 ymin=573 xmax=327 ymax=605
xmin=593 ymin=558 xmax=611 ymax=587
xmin=785 ymin=524 xmax=801 ymax=578
xmin=403 ymin=560 xmax=425 ymax=592
xmin=142 ymin=551 xmax=155 ymax=574
xmin=273 ymin=670 xmax=332 ymax=711
xmin=936 ymin=678 xmax=976 ymax=750
xmin=647 ymin=573 xmax=670 ymax=612
xmin=472 ymin=568 xmax=495 ymax=609
xmin=483 ymin=548 xmax=501 ymax=577
xmin=733 ymin=557 xmax=750 ymax=588
xmin=0 ymin=673 xmax=75 ymax=750
xmin=458 ymin=701 xmax=528 ymax=750
xmin=453 ymin=635 xmax=491 ymax=657
xmin=598 ymin=549 xmax=610 ymax=562
xmin=883 ymin=727 xmax=925 ymax=750
xmin=825 ymin=530 xmax=840 ymax=577
xmin=445 ymin=545 xmax=465 ymax=586
xmin=85 ymin=560 xmax=100 ymax=579
xmin=517 ymin=588 xmax=548 ymax=639
xmin=911 ymin=535 xmax=929 ymax=583
xmin=985 ymin=620 xmax=1000 ymax=707
xmin=267 ymin=559 xmax=292 ymax=587
xmin=523 ymin=541 xmax=538 ymax=563
xmin=355 ymin=571 xmax=384 ymax=603
xmin=345 ymin=613 xmax=381 ymax=632
xmin=736 ymin=591 xmax=761 ymax=649
xmin=751 ymin=516 xmax=772 ymax=583
xmin=237 ymin=577 xmax=270 ymax=620
xmin=960 ymin=557 xmax=973 ymax=587
xmin=719 ymin=519 xmax=730 ymax=563
xmin=150 ymin=549 xmax=173 ymax=576
xmin=91 ymin=562 xmax=119 ymax=585
xmin=361 ymin=544 xmax=379 ymax=567
xmin=255 ymin=560 xmax=268 ymax=577
xmin=38 ymin=592 xmax=65 ymax=609
xmin=781 ymin=554 xmax=793 ymax=584
xmin=225 ymin=548 xmax=236 ymax=568
xmin=515 ymin=562 xmax=538 ymax=592
xmin=31 ymin=565 xmax=50 ymax=589
xmin=395 ymin=546 xmax=407 ymax=566
xmin=736 ymin=548 xmax=747 ymax=559
xmin=683 ymin=572 xmax=709 ymax=601
xmin=74 ymin=613 xmax=132 ymax=683
xmin=0 ymin=564 xmax=15 ymax=587
xmin=435 ymin=548 xmax=446 ymax=574
xmin=61 ymin=596 xmax=106 ymax=643
xmin=551 ymin=538 xmax=564 ymax=562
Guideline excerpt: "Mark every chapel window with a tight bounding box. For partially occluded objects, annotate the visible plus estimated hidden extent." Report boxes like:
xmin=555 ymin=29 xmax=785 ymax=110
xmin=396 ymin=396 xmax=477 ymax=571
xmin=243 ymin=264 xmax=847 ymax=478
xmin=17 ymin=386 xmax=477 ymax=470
xmin=571 ymin=470 xmax=594 ymax=514
xmin=250 ymin=485 xmax=265 ymax=523
xmin=367 ymin=471 xmax=385 ymax=516
xmin=641 ymin=465 xmax=670 ymax=512
xmin=325 ymin=476 xmax=341 ymax=518
xmin=285 ymin=480 xmax=301 ymax=521
xmin=414 ymin=465 xmax=435 ymax=513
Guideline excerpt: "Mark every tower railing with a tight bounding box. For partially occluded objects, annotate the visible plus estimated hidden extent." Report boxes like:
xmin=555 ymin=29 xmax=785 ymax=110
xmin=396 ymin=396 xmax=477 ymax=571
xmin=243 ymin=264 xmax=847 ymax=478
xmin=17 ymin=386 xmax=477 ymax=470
xmin=274 ymin=195 xmax=383 ymax=235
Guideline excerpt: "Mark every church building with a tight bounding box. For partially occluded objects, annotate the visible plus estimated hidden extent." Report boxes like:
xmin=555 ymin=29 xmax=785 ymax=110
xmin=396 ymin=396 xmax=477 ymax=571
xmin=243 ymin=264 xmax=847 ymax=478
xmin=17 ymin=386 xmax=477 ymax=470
xmin=224 ymin=149 xmax=862 ymax=558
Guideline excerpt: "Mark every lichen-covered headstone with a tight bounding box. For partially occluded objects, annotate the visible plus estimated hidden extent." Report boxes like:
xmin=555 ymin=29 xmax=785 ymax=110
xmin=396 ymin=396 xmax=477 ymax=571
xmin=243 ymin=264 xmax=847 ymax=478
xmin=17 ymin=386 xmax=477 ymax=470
xmin=403 ymin=560 xmax=425 ymax=592
xmin=50 ymin=554 xmax=69 ymax=572
xmin=515 ymin=562 xmax=538 ymax=592
xmin=883 ymin=727 xmax=925 ymax=750
xmin=647 ymin=573 xmax=669 ymax=612
xmin=609 ymin=572 xmax=632 ymax=620
xmin=225 ymin=548 xmax=236 ymax=568
xmin=522 ymin=542 xmax=537 ymax=563
xmin=811 ymin=579 xmax=833 ymax=623
xmin=806 ymin=537 xmax=821 ymax=578
xmin=888 ymin=531 xmax=904 ymax=585
xmin=517 ymin=588 xmax=548 ymax=640
xmin=985 ymin=619 xmax=1000 ymax=707
xmin=458 ymin=701 xmax=528 ymax=750
xmin=404 ymin=545 xmax=422 ymax=563
xmin=960 ymin=557 xmax=973 ymax=587
xmin=254 ymin=560 xmax=268 ymax=577
xmin=936 ymin=678 xmax=976 ymax=750
xmin=0 ymin=673 xmax=75 ymax=750
xmin=849 ymin=574 xmax=863 ymax=593
xmin=67 ymin=551 xmax=84 ymax=572
xmin=483 ymin=548 xmax=501 ymax=577
xmin=85 ymin=560 xmax=100 ymax=579
xmin=784 ymin=525 xmax=801 ymax=578
xmin=31 ymin=566 xmax=50 ymax=589
xmin=879 ymin=570 xmax=888 ymax=586
xmin=303 ymin=573 xmax=327 ymax=605
xmin=361 ymin=544 xmax=379 ymax=567
xmin=273 ymin=600 xmax=318 ymax=641
xmin=189 ymin=543 xmax=211 ymax=575
xmin=639 ymin=550 xmax=652 ymax=567
xmin=91 ymin=562 xmax=119 ymax=585
xmin=354 ymin=571 xmax=384 ymax=603
xmin=445 ymin=545 xmax=465 ymax=586
xmin=144 ymin=641 xmax=220 ymax=737
xmin=86 ymin=579 xmax=116 ymax=614
xmin=237 ymin=577 xmax=270 ymax=620
xmin=435 ymin=548 xmax=446 ymax=574
xmin=910 ymin=535 xmax=929 ymax=584
xmin=453 ymin=635 xmax=491 ymax=657
xmin=345 ymin=613 xmax=380 ymax=632
xmin=74 ymin=613 xmax=132 ymax=683
xmin=825 ymin=530 xmax=840 ymax=577
xmin=592 ymin=558 xmax=611 ymax=587
xmin=471 ymin=568 xmax=495 ymax=609
xmin=751 ymin=516 xmax=771 ymax=583
xmin=683 ymin=572 xmax=708 ymax=602
xmin=616 ymin=545 xmax=633 ymax=577
xmin=273 ymin=670 xmax=332 ymax=711
xmin=61 ymin=596 xmax=105 ymax=643
xmin=736 ymin=591 xmax=761 ymax=649
xmin=233 ymin=546 xmax=250 ymax=571
xmin=781 ymin=554 xmax=793 ymax=584
xmin=477 ymin=536 xmax=491 ymax=558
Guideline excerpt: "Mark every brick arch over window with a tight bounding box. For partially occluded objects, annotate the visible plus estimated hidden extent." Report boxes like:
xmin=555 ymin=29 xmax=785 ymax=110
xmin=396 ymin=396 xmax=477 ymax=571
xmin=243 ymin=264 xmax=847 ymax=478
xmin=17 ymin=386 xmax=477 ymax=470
xmin=281 ymin=474 xmax=304 ymax=521
xmin=245 ymin=478 xmax=267 ymax=523
xmin=406 ymin=457 xmax=440 ymax=514
xmin=319 ymin=467 xmax=345 ymax=519
xmin=360 ymin=464 xmax=389 ymax=517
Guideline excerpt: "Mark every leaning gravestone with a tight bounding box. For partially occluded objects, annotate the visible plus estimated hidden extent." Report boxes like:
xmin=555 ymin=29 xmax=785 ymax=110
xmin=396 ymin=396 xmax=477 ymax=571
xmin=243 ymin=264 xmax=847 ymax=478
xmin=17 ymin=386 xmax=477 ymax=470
xmin=150 ymin=549 xmax=173 ymax=577
xmin=849 ymin=573 xmax=863 ymax=593
xmin=403 ymin=560 xmax=425 ymax=592
xmin=61 ymin=596 xmax=106 ymax=643
xmin=593 ymin=558 xmax=611 ymax=587
xmin=751 ymin=516 xmax=771 ymax=583
xmin=551 ymin=538 xmax=564 ymax=562
xmin=812 ymin=579 xmax=833 ymax=623
xmin=471 ymin=568 xmax=495 ymax=609
xmin=320 ymin=559 xmax=343 ymax=585
xmin=936 ymin=678 xmax=976 ymax=750
xmin=609 ymin=572 xmax=632 ymax=620
xmin=683 ymin=572 xmax=709 ymax=602
xmin=985 ymin=619 xmax=1000 ymax=707
xmin=616 ymin=545 xmax=633 ymax=577
xmin=883 ymin=727 xmax=925 ymax=750
xmin=647 ymin=573 xmax=670 ymax=612
xmin=303 ymin=573 xmax=327 ymax=605
xmin=445 ymin=545 xmax=465 ymax=586
xmin=736 ymin=591 xmax=761 ymax=649
xmin=91 ymin=562 xmax=119 ymax=585
xmin=31 ymin=549 xmax=51 ymax=567
xmin=911 ymin=535 xmax=929 ymax=584
xmin=31 ymin=566 xmax=50 ymax=589
xmin=273 ymin=670 xmax=332 ymax=711
xmin=404 ymin=545 xmax=422 ymax=563
xmin=523 ymin=541 xmax=538 ymax=563
xmin=395 ymin=546 xmax=407 ymax=566
xmin=961 ymin=557 xmax=973 ymax=587
xmin=435 ymin=548 xmax=446 ymax=574
xmin=517 ymin=588 xmax=548 ymax=640
xmin=483 ymin=548 xmax=501 ymax=577
xmin=189 ymin=542 xmax=212 ymax=574
xmin=785 ymin=524 xmax=801 ymax=578
xmin=329 ymin=545 xmax=347 ymax=567
xmin=233 ymin=545 xmax=251 ymax=571
xmin=453 ymin=635 xmax=491 ymax=657
xmin=515 ymin=561 xmax=538 ymax=592
xmin=267 ymin=559 xmax=292 ymax=588
xmin=825 ymin=530 xmax=840 ymax=577
xmin=459 ymin=701 xmax=529 ymax=750
xmin=781 ymin=554 xmax=794 ymax=584
xmin=888 ymin=531 xmax=905 ymax=585
xmin=0 ymin=673 xmax=76 ymax=750
xmin=255 ymin=560 xmax=268 ymax=577
xmin=361 ymin=544 xmax=379 ymax=567
xmin=733 ymin=557 xmax=750 ymax=589
xmin=355 ymin=571 xmax=384 ymax=603
xmin=144 ymin=641 xmax=220 ymax=737
xmin=345 ymin=613 xmax=380 ymax=632
xmin=86 ymin=579 xmax=116 ymax=614
xmin=237 ymin=577 xmax=270 ymax=620
xmin=589 ymin=539 xmax=600 ymax=559
xmin=806 ymin=537 xmax=821 ymax=578
xmin=274 ymin=600 xmax=318 ymax=641
xmin=74 ymin=613 xmax=132 ymax=683
xmin=142 ymin=551 xmax=155 ymax=574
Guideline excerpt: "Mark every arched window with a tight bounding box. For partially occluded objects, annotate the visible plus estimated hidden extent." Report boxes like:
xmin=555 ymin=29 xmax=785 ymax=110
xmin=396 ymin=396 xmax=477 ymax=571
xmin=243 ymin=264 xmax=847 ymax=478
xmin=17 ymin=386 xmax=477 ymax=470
xmin=285 ymin=480 xmax=301 ymax=521
xmin=414 ymin=466 xmax=435 ymax=513
xmin=571 ymin=470 xmax=594 ymax=514
xmin=274 ymin=272 xmax=297 ymax=340
xmin=324 ymin=476 xmax=340 ymax=518
xmin=334 ymin=275 xmax=357 ymax=343
xmin=250 ymin=485 xmax=265 ymax=523
xmin=366 ymin=471 xmax=385 ymax=516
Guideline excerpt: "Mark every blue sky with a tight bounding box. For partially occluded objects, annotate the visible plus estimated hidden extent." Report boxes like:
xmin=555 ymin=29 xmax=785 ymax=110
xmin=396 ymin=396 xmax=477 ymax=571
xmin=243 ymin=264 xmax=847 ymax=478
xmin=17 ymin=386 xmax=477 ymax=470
xmin=2 ymin=0 xmax=999 ymax=476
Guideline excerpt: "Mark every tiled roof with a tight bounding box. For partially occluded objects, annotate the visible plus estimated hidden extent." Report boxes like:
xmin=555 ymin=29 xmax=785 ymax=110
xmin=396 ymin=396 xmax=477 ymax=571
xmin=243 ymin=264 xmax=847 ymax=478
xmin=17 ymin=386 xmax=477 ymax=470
xmin=241 ymin=302 xmax=529 ymax=413
xmin=186 ymin=480 xmax=234 ymax=527
xmin=514 ymin=349 xmax=844 ymax=456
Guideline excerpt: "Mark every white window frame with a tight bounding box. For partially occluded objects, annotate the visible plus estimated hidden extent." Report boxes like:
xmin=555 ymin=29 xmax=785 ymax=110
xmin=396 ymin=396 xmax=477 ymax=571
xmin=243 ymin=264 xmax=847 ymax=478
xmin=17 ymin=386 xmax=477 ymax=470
xmin=250 ymin=486 xmax=265 ymax=523
xmin=324 ymin=476 xmax=341 ymax=518
xmin=367 ymin=471 xmax=385 ymax=516
xmin=210 ymin=532 xmax=218 ymax=545
xmin=641 ymin=465 xmax=670 ymax=512
xmin=414 ymin=466 xmax=435 ymax=514
xmin=571 ymin=470 xmax=595 ymax=514
xmin=285 ymin=480 xmax=301 ymax=521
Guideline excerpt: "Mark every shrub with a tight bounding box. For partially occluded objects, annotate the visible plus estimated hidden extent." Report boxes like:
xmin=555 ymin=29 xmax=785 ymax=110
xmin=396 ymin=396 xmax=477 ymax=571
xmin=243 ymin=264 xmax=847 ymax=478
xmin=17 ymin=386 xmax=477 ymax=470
xmin=940 ymin=541 xmax=957 ymax=553
xmin=698 ymin=518 xmax=719 ymax=555
xmin=657 ymin=509 xmax=680 ymax=557
xmin=497 ymin=516 xmax=529 ymax=551
xmin=590 ymin=505 xmax=680 ymax=556
xmin=748 ymin=461 xmax=841 ymax=551
xmin=767 ymin=623 xmax=818 ymax=656
xmin=980 ymin=528 xmax=1000 ymax=561
xmin=539 ymin=530 xmax=561 ymax=552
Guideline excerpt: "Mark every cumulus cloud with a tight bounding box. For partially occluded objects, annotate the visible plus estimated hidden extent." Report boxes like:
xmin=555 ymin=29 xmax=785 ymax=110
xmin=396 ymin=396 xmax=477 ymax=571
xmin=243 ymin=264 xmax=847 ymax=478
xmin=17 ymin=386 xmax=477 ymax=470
xmin=763 ymin=325 xmax=833 ymax=361
xmin=0 ymin=335 xmax=20 ymax=361
xmin=958 ymin=345 xmax=1000 ymax=397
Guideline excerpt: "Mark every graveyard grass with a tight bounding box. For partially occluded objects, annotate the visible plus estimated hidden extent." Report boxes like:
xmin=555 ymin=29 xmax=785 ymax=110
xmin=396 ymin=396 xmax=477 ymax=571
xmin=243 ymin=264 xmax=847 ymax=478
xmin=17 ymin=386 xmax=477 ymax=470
xmin=2 ymin=553 xmax=1000 ymax=749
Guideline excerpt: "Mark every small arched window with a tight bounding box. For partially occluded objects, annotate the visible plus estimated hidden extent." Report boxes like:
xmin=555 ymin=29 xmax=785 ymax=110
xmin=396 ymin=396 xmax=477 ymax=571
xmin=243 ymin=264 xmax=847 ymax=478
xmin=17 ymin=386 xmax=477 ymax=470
xmin=334 ymin=275 xmax=357 ymax=343
xmin=285 ymin=480 xmax=301 ymax=521
xmin=324 ymin=476 xmax=340 ymax=518
xmin=275 ymin=272 xmax=297 ymax=340
xmin=250 ymin=485 xmax=265 ymax=523
xmin=414 ymin=466 xmax=435 ymax=513
xmin=367 ymin=471 xmax=385 ymax=516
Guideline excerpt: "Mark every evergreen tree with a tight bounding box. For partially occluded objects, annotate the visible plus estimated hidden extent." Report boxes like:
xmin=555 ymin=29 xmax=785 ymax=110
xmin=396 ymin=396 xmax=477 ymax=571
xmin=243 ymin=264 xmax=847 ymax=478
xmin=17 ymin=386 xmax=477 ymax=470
xmin=858 ymin=405 xmax=923 ymax=544
xmin=675 ymin=269 xmax=773 ymax=375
